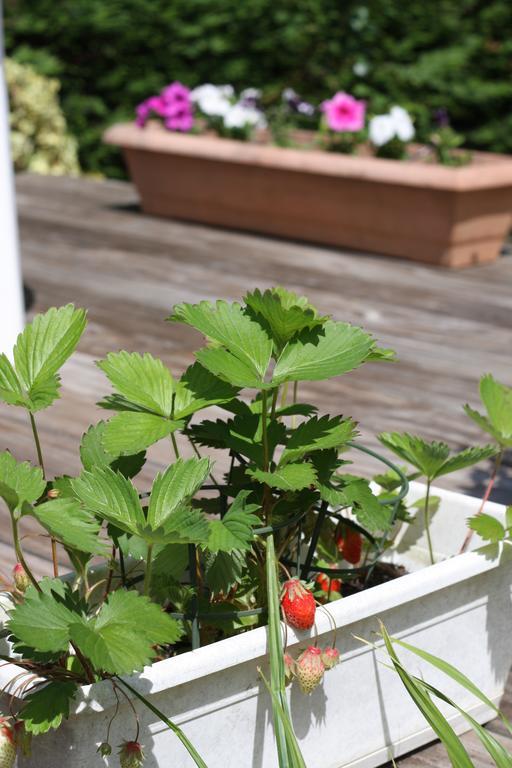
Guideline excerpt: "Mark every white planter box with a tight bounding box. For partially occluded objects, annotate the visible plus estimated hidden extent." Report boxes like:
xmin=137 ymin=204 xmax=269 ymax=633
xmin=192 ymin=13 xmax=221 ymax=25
xmin=2 ymin=482 xmax=511 ymax=768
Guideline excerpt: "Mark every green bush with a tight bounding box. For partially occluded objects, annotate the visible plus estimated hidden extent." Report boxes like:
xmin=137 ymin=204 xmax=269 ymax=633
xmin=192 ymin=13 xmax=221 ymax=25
xmin=6 ymin=57 xmax=80 ymax=175
xmin=5 ymin=0 xmax=512 ymax=177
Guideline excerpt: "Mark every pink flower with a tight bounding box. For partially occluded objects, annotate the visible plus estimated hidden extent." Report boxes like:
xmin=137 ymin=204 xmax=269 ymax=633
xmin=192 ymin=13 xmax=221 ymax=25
xmin=161 ymin=82 xmax=191 ymax=113
xmin=322 ymin=92 xmax=366 ymax=132
xmin=135 ymin=96 xmax=166 ymax=127
xmin=165 ymin=107 xmax=194 ymax=132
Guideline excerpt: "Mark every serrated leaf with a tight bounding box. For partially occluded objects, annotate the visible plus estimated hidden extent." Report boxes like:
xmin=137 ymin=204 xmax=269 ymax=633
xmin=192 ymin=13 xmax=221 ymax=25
xmin=196 ymin=346 xmax=272 ymax=389
xmin=69 ymin=590 xmax=182 ymax=675
xmin=97 ymin=351 xmax=174 ymax=417
xmin=244 ymin=287 xmax=328 ymax=351
xmin=249 ymin=463 xmax=317 ymax=491
xmin=150 ymin=544 xmax=189 ymax=600
xmin=0 ymin=451 xmax=45 ymax=511
xmin=22 ymin=682 xmax=78 ymax=735
xmin=342 ymin=478 xmax=392 ymax=532
xmin=148 ymin=458 xmax=211 ymax=530
xmin=13 ymin=305 xmax=86 ymax=407
xmin=71 ymin=467 xmax=146 ymax=536
xmin=102 ymin=412 xmax=183 ymax=455
xmin=463 ymin=404 xmax=506 ymax=446
xmin=0 ymin=353 xmax=25 ymax=406
xmin=8 ymin=589 xmax=78 ymax=653
xmin=143 ymin=505 xmax=211 ymax=546
xmin=170 ymin=300 xmax=273 ymax=386
xmin=480 ymin=374 xmax=512 ymax=442
xmin=280 ymin=414 xmax=357 ymax=465
xmin=467 ymin=514 xmax=506 ymax=543
xmin=80 ymin=421 xmax=146 ymax=478
xmin=435 ymin=445 xmax=497 ymax=477
xmin=173 ymin=362 xmax=240 ymax=419
xmin=26 ymin=374 xmax=61 ymax=411
xmin=272 ymin=321 xmax=375 ymax=384
xmin=32 ymin=497 xmax=107 ymax=555
xmin=190 ymin=413 xmax=285 ymax=468
xmin=506 ymin=507 xmax=512 ymax=531
xmin=204 ymin=549 xmax=246 ymax=595
xmin=207 ymin=491 xmax=260 ymax=552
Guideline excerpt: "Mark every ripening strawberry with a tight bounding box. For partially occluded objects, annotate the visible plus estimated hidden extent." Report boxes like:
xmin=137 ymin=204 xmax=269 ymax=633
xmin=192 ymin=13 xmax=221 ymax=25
xmin=12 ymin=563 xmax=29 ymax=593
xmin=336 ymin=526 xmax=362 ymax=565
xmin=321 ymin=646 xmax=340 ymax=670
xmin=283 ymin=652 xmax=296 ymax=685
xmin=315 ymin=572 xmax=342 ymax=594
xmin=118 ymin=740 xmax=145 ymax=768
xmin=295 ymin=646 xmax=325 ymax=694
xmin=281 ymin=579 xmax=316 ymax=630
xmin=0 ymin=721 xmax=16 ymax=768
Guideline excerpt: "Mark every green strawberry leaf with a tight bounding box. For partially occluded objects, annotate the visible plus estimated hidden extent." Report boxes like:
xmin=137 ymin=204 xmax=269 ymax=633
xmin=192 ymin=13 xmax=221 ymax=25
xmin=97 ymin=351 xmax=174 ymax=417
xmin=173 ymin=362 xmax=240 ymax=419
xmin=13 ymin=305 xmax=87 ymax=409
xmin=272 ymin=321 xmax=376 ymax=384
xmin=434 ymin=445 xmax=497 ymax=478
xmin=31 ymin=497 xmax=107 ymax=555
xmin=170 ymin=300 xmax=273 ymax=386
xmin=207 ymin=491 xmax=261 ymax=552
xmin=0 ymin=353 xmax=25 ymax=407
xmin=467 ymin=514 xmax=506 ymax=543
xmin=248 ymin=463 xmax=317 ymax=491
xmin=280 ymin=414 xmax=357 ymax=465
xmin=0 ymin=451 xmax=45 ymax=511
xmin=69 ymin=590 xmax=182 ymax=675
xmin=102 ymin=412 xmax=183 ymax=455
xmin=148 ymin=458 xmax=211 ymax=530
xmin=341 ymin=478 xmax=392 ymax=532
xmin=8 ymin=588 xmax=79 ymax=653
xmin=79 ymin=421 xmax=146 ymax=478
xmin=22 ymin=681 xmax=78 ymax=735
xmin=244 ymin=287 xmax=328 ymax=351
xmin=71 ymin=467 xmax=146 ymax=536
xmin=203 ymin=549 xmax=246 ymax=595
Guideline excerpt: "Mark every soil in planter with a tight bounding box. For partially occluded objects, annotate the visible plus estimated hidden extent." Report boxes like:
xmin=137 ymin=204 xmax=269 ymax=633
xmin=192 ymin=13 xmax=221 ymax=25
xmin=340 ymin=562 xmax=407 ymax=597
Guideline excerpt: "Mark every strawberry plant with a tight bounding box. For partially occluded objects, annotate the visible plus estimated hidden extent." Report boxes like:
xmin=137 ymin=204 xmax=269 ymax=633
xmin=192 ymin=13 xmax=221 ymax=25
xmin=0 ymin=288 xmax=497 ymax=766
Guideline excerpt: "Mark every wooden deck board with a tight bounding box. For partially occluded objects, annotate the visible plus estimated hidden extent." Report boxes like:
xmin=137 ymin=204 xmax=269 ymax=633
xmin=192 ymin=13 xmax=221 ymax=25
xmin=2 ymin=172 xmax=512 ymax=764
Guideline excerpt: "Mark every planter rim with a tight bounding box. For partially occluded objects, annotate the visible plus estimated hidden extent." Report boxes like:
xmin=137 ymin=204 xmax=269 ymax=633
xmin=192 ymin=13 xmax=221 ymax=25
xmin=104 ymin=122 xmax=512 ymax=192
xmin=0 ymin=483 xmax=506 ymax=716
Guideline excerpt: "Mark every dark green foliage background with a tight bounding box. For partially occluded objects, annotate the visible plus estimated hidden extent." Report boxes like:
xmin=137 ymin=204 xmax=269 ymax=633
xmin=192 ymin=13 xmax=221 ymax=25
xmin=5 ymin=0 xmax=512 ymax=177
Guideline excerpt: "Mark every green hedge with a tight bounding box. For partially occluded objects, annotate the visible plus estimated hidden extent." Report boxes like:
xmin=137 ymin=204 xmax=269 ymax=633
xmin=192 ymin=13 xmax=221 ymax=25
xmin=5 ymin=0 xmax=512 ymax=177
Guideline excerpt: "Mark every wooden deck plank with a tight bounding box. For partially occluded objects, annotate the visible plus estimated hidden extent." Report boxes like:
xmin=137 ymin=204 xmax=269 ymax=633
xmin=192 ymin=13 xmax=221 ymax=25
xmin=2 ymin=172 xmax=512 ymax=764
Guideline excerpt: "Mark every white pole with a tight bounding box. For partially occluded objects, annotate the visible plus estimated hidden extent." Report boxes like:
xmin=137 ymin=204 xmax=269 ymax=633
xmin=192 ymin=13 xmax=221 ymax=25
xmin=0 ymin=1 xmax=25 ymax=356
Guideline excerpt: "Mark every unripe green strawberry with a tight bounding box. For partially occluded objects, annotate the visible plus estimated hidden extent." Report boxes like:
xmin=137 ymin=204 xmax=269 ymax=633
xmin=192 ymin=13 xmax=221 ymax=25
xmin=12 ymin=563 xmax=30 ymax=593
xmin=283 ymin=652 xmax=296 ymax=685
xmin=296 ymin=646 xmax=325 ymax=694
xmin=0 ymin=721 xmax=16 ymax=768
xmin=321 ymin=646 xmax=340 ymax=670
xmin=97 ymin=741 xmax=112 ymax=757
xmin=119 ymin=740 xmax=145 ymax=768
xmin=281 ymin=579 xmax=316 ymax=630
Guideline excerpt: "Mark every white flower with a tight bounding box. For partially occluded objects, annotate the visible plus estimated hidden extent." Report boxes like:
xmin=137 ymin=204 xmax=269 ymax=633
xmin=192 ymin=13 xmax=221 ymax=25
xmin=190 ymin=84 xmax=233 ymax=117
xmin=369 ymin=106 xmax=415 ymax=147
xmin=224 ymin=104 xmax=266 ymax=130
xmin=240 ymin=87 xmax=261 ymax=100
xmin=389 ymin=106 xmax=415 ymax=141
xmin=369 ymin=114 xmax=396 ymax=147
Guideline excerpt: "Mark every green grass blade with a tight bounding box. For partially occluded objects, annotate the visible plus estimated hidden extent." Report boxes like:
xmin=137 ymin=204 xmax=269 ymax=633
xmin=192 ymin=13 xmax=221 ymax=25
xmin=380 ymin=624 xmax=474 ymax=768
xmin=116 ymin=678 xmax=209 ymax=768
xmin=390 ymin=635 xmax=512 ymax=737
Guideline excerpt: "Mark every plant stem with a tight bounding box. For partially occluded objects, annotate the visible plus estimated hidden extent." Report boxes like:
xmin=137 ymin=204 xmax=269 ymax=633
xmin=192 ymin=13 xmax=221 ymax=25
xmin=29 ymin=411 xmax=59 ymax=577
xmin=10 ymin=513 xmax=40 ymax=592
xmin=171 ymin=432 xmax=181 ymax=460
xmin=116 ymin=678 xmax=209 ymax=767
xmin=459 ymin=449 xmax=504 ymax=554
xmin=280 ymin=382 xmax=289 ymax=409
xmin=291 ymin=381 xmax=298 ymax=428
xmin=143 ymin=544 xmax=154 ymax=596
xmin=424 ymin=480 xmax=435 ymax=565
xmin=261 ymin=390 xmax=273 ymax=526
xmin=270 ymin=387 xmax=279 ymax=419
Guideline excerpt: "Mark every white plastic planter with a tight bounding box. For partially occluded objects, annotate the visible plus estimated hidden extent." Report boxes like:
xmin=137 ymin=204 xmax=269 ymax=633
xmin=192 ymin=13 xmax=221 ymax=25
xmin=2 ymin=482 xmax=511 ymax=768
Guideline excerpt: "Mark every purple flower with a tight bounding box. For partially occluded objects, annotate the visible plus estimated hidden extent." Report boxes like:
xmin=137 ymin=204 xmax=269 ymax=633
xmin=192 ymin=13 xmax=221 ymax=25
xmin=135 ymin=96 xmax=166 ymax=127
xmin=322 ymin=92 xmax=366 ymax=132
xmin=282 ymin=88 xmax=316 ymax=116
xmin=165 ymin=107 xmax=194 ymax=132
xmin=434 ymin=107 xmax=450 ymax=128
xmin=162 ymin=81 xmax=191 ymax=106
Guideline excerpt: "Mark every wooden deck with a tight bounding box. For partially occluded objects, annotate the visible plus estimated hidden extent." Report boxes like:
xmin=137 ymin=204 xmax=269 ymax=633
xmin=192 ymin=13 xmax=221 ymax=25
xmin=3 ymin=172 xmax=512 ymax=765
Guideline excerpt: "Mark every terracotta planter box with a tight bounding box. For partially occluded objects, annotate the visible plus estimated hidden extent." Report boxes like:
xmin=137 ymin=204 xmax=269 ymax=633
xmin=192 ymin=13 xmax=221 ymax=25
xmin=104 ymin=122 xmax=512 ymax=268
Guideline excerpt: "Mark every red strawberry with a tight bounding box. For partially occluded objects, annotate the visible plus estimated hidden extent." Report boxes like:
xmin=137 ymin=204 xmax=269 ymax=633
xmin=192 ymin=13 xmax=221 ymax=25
xmin=281 ymin=579 xmax=316 ymax=630
xmin=321 ymin=646 xmax=340 ymax=670
xmin=12 ymin=563 xmax=29 ymax=593
xmin=119 ymin=740 xmax=145 ymax=768
xmin=296 ymin=646 xmax=325 ymax=694
xmin=315 ymin=571 xmax=342 ymax=594
xmin=336 ymin=526 xmax=362 ymax=565
xmin=0 ymin=722 xmax=16 ymax=768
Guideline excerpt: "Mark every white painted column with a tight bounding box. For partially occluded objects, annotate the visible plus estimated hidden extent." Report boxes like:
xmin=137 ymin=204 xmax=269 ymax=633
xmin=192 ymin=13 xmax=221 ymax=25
xmin=0 ymin=2 xmax=25 ymax=355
